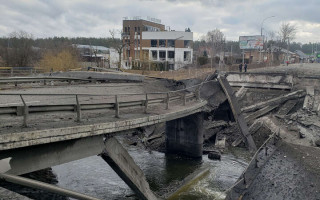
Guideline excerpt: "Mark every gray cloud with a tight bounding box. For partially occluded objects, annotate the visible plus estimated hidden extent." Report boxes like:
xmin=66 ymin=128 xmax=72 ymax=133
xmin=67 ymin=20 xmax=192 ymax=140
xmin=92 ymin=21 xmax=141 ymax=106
xmin=0 ymin=0 xmax=319 ymax=43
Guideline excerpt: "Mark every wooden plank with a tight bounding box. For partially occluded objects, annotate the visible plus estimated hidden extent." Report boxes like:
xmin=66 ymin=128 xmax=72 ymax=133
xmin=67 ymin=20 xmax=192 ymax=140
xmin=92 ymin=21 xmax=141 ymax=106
xmin=218 ymin=75 xmax=257 ymax=151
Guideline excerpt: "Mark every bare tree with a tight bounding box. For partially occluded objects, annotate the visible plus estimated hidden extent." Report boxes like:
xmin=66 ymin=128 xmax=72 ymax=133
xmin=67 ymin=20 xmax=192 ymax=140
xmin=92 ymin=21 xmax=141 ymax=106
xmin=205 ymin=29 xmax=226 ymax=68
xmin=279 ymin=22 xmax=297 ymax=43
xmin=3 ymin=31 xmax=36 ymax=67
xmin=278 ymin=22 xmax=297 ymax=63
xmin=109 ymin=29 xmax=125 ymax=69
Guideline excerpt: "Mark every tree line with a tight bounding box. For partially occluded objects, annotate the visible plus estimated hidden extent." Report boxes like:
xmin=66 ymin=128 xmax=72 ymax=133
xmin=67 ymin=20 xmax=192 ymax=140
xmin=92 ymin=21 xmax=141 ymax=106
xmin=193 ymin=22 xmax=318 ymax=66
xmin=0 ymin=31 xmax=121 ymax=70
xmin=0 ymin=27 xmax=316 ymax=70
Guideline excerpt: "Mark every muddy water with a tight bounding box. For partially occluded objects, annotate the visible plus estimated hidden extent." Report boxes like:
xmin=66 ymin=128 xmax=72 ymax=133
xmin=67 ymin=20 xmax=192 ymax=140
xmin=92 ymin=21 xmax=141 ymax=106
xmin=52 ymin=141 xmax=249 ymax=200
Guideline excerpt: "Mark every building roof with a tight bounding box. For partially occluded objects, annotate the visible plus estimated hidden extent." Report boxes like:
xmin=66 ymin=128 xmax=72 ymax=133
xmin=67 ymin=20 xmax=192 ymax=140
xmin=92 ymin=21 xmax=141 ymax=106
xmin=270 ymin=46 xmax=295 ymax=55
xmin=123 ymin=16 xmax=163 ymax=25
xmin=295 ymin=50 xmax=309 ymax=59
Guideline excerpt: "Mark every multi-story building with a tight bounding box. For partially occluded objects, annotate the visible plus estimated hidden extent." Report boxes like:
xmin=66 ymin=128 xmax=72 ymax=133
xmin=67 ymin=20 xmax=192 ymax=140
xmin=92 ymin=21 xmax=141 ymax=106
xmin=122 ymin=17 xmax=193 ymax=70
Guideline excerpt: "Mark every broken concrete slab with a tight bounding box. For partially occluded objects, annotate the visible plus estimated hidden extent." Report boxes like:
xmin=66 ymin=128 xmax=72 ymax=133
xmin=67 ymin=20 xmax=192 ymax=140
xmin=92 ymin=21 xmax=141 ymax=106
xmin=208 ymin=150 xmax=221 ymax=160
xmin=276 ymin=99 xmax=298 ymax=118
xmin=245 ymin=105 xmax=278 ymax=123
xmin=215 ymin=136 xmax=226 ymax=149
xmin=235 ymin=86 xmax=248 ymax=99
xmin=226 ymin=132 xmax=281 ymax=200
xmin=242 ymin=90 xmax=305 ymax=113
xmin=226 ymin=72 xmax=293 ymax=90
xmin=205 ymin=120 xmax=228 ymax=129
xmin=303 ymin=86 xmax=315 ymax=111
xmin=101 ymin=137 xmax=158 ymax=200
xmin=217 ymin=75 xmax=257 ymax=151
xmin=232 ymin=120 xmax=263 ymax=147
xmin=298 ymin=125 xmax=315 ymax=142
xmin=306 ymin=86 xmax=315 ymax=96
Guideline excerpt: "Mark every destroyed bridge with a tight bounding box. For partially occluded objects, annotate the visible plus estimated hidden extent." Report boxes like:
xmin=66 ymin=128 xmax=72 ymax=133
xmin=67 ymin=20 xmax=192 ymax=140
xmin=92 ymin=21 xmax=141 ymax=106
xmin=0 ymin=71 xmax=300 ymax=200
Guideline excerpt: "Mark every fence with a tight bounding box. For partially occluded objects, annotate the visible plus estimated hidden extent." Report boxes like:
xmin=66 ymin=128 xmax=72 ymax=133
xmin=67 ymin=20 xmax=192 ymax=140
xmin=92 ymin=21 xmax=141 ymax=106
xmin=0 ymin=67 xmax=45 ymax=77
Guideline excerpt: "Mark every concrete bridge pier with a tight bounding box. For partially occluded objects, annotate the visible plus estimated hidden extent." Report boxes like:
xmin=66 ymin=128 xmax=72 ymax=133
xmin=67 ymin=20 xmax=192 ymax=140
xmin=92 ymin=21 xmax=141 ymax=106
xmin=165 ymin=112 xmax=204 ymax=158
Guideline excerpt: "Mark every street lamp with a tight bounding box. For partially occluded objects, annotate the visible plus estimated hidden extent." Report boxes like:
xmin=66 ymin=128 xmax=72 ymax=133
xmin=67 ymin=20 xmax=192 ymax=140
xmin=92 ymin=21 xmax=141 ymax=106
xmin=259 ymin=16 xmax=275 ymax=63
xmin=261 ymin=16 xmax=275 ymax=36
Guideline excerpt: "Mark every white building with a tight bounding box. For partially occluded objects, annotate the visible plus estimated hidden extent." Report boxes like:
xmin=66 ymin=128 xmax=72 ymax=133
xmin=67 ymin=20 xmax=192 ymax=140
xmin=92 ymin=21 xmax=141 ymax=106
xmin=141 ymin=31 xmax=193 ymax=70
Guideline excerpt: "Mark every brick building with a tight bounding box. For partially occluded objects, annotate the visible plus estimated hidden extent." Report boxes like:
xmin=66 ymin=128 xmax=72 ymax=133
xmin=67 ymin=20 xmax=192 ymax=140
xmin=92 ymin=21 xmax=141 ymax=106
xmin=122 ymin=17 xmax=193 ymax=70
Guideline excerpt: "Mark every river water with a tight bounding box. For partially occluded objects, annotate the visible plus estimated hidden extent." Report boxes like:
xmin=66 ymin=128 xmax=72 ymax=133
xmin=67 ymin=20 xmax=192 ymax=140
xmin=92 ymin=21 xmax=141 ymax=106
xmin=52 ymin=137 xmax=249 ymax=200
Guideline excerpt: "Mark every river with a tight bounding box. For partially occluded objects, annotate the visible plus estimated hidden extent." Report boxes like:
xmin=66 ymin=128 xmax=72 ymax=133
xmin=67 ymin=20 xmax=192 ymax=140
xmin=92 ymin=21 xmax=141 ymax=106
xmin=52 ymin=137 xmax=249 ymax=200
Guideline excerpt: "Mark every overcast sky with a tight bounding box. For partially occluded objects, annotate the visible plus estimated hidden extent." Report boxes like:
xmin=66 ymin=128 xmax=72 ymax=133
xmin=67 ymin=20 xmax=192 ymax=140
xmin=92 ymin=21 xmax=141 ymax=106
xmin=0 ymin=0 xmax=319 ymax=44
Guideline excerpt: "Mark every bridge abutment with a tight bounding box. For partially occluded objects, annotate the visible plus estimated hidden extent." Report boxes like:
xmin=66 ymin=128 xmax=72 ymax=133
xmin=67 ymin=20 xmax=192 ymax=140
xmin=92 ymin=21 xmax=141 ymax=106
xmin=165 ymin=112 xmax=203 ymax=158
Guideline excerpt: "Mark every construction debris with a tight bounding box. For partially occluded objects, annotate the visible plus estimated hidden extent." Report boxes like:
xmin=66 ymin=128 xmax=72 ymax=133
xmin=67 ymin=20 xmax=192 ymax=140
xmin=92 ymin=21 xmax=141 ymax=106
xmin=242 ymin=90 xmax=305 ymax=113
xmin=208 ymin=150 xmax=221 ymax=160
xmin=218 ymin=75 xmax=257 ymax=151
xmin=275 ymin=99 xmax=298 ymax=118
xmin=245 ymin=105 xmax=278 ymax=123
xmin=235 ymin=86 xmax=248 ymax=99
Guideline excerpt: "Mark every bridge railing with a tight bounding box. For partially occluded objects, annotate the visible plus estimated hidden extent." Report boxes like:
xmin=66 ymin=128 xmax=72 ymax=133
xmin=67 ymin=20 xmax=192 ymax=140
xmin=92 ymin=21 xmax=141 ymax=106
xmin=0 ymin=76 xmax=93 ymax=87
xmin=0 ymin=80 xmax=215 ymax=127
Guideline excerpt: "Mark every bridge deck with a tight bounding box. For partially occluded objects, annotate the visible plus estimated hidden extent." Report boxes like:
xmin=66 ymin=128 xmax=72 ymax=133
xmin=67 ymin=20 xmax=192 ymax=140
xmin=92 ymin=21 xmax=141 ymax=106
xmin=0 ymin=100 xmax=206 ymax=151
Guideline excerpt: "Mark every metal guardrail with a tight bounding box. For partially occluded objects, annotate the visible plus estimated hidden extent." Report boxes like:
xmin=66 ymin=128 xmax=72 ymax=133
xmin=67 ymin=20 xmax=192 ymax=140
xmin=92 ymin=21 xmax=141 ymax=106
xmin=0 ymin=76 xmax=92 ymax=86
xmin=0 ymin=68 xmax=44 ymax=77
xmin=0 ymin=79 xmax=217 ymax=127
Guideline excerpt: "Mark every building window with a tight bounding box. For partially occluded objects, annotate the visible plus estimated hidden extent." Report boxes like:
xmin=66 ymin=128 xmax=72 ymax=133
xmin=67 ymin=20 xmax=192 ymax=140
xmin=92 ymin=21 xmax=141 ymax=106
xmin=135 ymin=27 xmax=137 ymax=32
xmin=167 ymin=40 xmax=175 ymax=47
xmin=151 ymin=40 xmax=157 ymax=47
xmin=138 ymin=27 xmax=140 ymax=33
xmin=184 ymin=40 xmax=191 ymax=48
xmin=159 ymin=40 xmax=166 ymax=47
xmin=128 ymin=27 xmax=130 ymax=32
xmin=168 ymin=51 xmax=175 ymax=59
xmin=159 ymin=51 xmax=166 ymax=60
xmin=184 ymin=51 xmax=191 ymax=62
xmin=125 ymin=27 xmax=127 ymax=33
xmin=151 ymin=50 xmax=157 ymax=60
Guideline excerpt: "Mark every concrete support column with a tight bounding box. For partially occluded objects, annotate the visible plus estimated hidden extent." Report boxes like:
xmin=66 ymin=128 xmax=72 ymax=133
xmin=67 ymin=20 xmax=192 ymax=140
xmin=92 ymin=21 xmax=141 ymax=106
xmin=165 ymin=112 xmax=203 ymax=158
xmin=157 ymin=50 xmax=159 ymax=61
xmin=100 ymin=137 xmax=158 ymax=200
